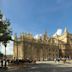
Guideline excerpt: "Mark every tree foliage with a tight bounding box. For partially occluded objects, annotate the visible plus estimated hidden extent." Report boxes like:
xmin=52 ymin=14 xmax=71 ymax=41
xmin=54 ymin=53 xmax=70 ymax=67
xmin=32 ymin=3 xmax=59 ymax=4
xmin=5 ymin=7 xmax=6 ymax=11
xmin=0 ymin=11 xmax=12 ymax=46
xmin=0 ymin=51 xmax=3 ymax=58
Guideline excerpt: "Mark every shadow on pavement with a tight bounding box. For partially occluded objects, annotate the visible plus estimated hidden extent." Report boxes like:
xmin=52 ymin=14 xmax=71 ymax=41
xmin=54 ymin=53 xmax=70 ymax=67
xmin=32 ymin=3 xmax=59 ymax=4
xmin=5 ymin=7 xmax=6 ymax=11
xmin=0 ymin=63 xmax=72 ymax=72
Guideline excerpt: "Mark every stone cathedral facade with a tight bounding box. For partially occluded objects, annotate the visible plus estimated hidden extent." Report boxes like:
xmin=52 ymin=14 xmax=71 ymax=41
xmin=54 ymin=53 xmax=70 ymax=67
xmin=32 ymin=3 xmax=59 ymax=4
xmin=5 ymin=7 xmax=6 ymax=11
xmin=13 ymin=28 xmax=72 ymax=61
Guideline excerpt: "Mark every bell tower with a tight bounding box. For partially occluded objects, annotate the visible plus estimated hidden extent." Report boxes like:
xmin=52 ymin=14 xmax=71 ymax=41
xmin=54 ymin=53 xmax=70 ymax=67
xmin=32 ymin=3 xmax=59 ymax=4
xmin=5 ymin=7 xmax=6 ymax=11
xmin=64 ymin=27 xmax=68 ymax=34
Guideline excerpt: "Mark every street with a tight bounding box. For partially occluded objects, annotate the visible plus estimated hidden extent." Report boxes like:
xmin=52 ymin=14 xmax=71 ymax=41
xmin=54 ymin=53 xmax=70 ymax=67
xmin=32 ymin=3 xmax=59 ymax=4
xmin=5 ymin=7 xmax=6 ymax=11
xmin=1 ymin=61 xmax=72 ymax=72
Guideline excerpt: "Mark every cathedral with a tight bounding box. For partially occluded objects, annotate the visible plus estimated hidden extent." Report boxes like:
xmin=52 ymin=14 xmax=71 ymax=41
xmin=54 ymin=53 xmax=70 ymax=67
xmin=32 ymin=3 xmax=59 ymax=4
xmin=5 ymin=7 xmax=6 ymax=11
xmin=0 ymin=10 xmax=72 ymax=61
xmin=13 ymin=28 xmax=72 ymax=61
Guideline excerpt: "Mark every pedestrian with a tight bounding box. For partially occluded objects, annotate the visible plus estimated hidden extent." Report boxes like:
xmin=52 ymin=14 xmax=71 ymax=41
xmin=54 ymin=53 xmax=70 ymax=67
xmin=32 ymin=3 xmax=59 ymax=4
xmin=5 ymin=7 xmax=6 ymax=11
xmin=1 ymin=59 xmax=3 ymax=67
xmin=54 ymin=58 xmax=56 ymax=63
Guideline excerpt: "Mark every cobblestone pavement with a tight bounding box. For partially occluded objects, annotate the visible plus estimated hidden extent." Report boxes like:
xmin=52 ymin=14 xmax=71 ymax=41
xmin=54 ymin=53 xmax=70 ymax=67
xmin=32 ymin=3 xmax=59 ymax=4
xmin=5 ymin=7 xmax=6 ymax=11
xmin=0 ymin=61 xmax=72 ymax=72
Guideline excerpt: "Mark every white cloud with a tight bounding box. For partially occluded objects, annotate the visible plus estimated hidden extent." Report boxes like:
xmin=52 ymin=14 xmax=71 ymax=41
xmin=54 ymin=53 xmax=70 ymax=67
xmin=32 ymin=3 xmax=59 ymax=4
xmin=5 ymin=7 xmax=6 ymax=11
xmin=2 ymin=15 xmax=6 ymax=20
xmin=34 ymin=34 xmax=42 ymax=39
xmin=1 ymin=41 xmax=13 ymax=55
xmin=0 ymin=36 xmax=14 ymax=55
xmin=53 ymin=29 xmax=62 ymax=37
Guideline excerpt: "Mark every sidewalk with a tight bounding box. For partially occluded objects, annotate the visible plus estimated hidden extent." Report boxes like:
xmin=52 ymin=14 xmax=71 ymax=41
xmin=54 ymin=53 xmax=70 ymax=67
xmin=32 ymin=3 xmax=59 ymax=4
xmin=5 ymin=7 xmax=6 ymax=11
xmin=36 ymin=60 xmax=72 ymax=67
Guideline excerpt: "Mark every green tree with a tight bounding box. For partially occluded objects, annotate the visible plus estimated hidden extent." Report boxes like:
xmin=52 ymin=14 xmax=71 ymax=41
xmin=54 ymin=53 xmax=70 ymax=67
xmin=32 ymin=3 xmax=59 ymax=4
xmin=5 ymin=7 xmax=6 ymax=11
xmin=0 ymin=51 xmax=3 ymax=58
xmin=0 ymin=10 xmax=12 ymax=67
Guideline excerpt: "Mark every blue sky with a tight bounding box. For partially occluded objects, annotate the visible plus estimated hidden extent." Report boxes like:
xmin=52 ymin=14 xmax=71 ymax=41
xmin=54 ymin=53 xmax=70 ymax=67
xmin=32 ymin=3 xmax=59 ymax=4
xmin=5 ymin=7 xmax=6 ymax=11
xmin=0 ymin=0 xmax=72 ymax=54
xmin=1 ymin=0 xmax=72 ymax=36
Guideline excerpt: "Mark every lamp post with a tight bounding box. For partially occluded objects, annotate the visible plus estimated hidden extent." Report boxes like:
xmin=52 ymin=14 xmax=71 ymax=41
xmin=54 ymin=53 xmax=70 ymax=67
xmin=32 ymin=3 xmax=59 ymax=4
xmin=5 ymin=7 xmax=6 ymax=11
xmin=3 ymin=42 xmax=7 ymax=67
xmin=2 ymin=33 xmax=12 ymax=67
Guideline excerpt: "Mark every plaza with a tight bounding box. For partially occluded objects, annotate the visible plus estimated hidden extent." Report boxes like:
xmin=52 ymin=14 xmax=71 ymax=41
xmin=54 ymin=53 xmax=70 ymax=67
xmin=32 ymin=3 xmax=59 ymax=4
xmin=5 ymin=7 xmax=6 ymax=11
xmin=1 ymin=0 xmax=72 ymax=72
xmin=1 ymin=61 xmax=72 ymax=72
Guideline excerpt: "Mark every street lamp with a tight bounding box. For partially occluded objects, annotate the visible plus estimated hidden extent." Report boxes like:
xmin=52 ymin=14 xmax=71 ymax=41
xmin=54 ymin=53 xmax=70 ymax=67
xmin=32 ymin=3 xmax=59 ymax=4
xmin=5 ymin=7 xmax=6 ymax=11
xmin=3 ymin=42 xmax=7 ymax=67
xmin=2 ymin=32 xmax=12 ymax=67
